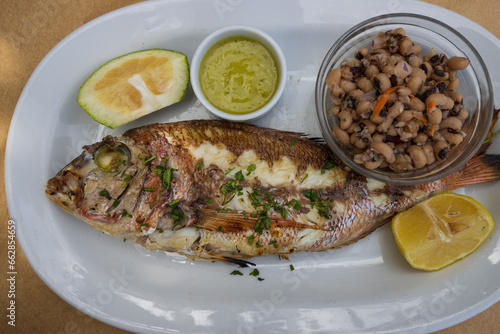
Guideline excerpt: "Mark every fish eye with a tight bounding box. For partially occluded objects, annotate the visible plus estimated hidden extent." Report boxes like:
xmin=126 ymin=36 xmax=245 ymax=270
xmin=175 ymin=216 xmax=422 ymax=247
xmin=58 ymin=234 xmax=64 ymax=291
xmin=93 ymin=144 xmax=130 ymax=173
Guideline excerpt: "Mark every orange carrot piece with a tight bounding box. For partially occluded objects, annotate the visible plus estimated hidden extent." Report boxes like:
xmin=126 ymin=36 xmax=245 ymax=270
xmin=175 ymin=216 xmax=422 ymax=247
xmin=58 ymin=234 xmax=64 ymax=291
xmin=429 ymin=124 xmax=436 ymax=136
xmin=413 ymin=114 xmax=428 ymax=126
xmin=371 ymin=86 xmax=403 ymax=121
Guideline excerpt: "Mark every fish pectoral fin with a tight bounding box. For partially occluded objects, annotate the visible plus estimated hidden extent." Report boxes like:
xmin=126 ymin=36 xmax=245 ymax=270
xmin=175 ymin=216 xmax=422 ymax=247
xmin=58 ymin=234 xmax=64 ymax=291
xmin=196 ymin=209 xmax=322 ymax=233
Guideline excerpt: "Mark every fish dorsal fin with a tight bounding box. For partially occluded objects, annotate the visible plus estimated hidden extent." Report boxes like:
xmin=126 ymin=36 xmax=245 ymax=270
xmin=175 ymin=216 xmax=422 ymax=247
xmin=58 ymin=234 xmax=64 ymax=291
xmin=196 ymin=209 xmax=322 ymax=233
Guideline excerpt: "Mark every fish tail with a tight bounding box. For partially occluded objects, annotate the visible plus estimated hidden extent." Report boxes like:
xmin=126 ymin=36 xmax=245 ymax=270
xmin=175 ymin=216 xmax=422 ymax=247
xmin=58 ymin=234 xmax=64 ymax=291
xmin=447 ymin=108 xmax=500 ymax=190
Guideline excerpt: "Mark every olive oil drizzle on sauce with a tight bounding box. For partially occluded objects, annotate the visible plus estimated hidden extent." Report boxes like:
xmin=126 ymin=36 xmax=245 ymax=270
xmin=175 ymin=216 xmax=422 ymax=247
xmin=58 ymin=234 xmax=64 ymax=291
xmin=199 ymin=36 xmax=279 ymax=115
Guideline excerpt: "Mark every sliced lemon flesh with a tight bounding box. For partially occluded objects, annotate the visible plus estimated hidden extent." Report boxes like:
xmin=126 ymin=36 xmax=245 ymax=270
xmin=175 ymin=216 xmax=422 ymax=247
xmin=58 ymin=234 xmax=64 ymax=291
xmin=78 ymin=49 xmax=189 ymax=128
xmin=392 ymin=192 xmax=494 ymax=271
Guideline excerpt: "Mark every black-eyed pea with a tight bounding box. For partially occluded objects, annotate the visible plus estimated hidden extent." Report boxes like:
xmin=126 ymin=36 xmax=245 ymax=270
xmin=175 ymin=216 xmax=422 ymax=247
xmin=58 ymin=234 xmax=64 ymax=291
xmin=447 ymin=78 xmax=460 ymax=91
xmin=427 ymin=106 xmax=442 ymax=125
xmin=408 ymin=54 xmax=422 ymax=68
xmin=333 ymin=126 xmax=350 ymax=146
xmin=356 ymin=77 xmax=375 ymax=92
xmin=387 ymin=125 xmax=398 ymax=137
xmin=398 ymin=37 xmax=414 ymax=56
xmin=426 ymin=93 xmax=448 ymax=108
xmin=330 ymin=84 xmax=345 ymax=99
xmin=396 ymin=86 xmax=412 ymax=96
xmin=356 ymin=100 xmax=372 ymax=117
xmin=338 ymin=110 xmax=353 ymax=130
xmin=371 ymin=109 xmax=388 ymax=124
xmin=349 ymin=89 xmax=365 ymax=101
xmin=407 ymin=76 xmax=423 ymax=95
xmin=397 ymin=109 xmax=413 ymax=122
xmin=440 ymin=116 xmax=462 ymax=131
xmin=365 ymin=64 xmax=379 ymax=79
xmin=377 ymin=117 xmax=394 ymax=133
xmin=419 ymin=62 xmax=433 ymax=77
xmin=382 ymin=65 xmax=395 ymax=74
xmin=388 ymin=101 xmax=404 ymax=118
xmin=330 ymin=105 xmax=341 ymax=116
xmin=371 ymin=142 xmax=396 ymax=163
xmin=326 ymin=68 xmax=341 ymax=90
xmin=400 ymin=131 xmax=414 ymax=142
xmin=359 ymin=119 xmax=377 ymax=134
xmin=372 ymin=133 xmax=385 ymax=143
xmin=407 ymin=145 xmax=427 ymax=169
xmin=412 ymin=132 xmax=428 ymax=144
xmin=443 ymin=97 xmax=454 ymax=110
xmin=393 ymin=27 xmax=406 ymax=37
xmin=409 ymin=97 xmax=426 ymax=112
xmin=353 ymin=154 xmax=365 ymax=164
xmin=346 ymin=121 xmax=358 ymax=134
xmin=374 ymin=73 xmax=392 ymax=93
xmin=431 ymin=66 xmax=449 ymax=81
xmin=457 ymin=107 xmax=469 ymax=121
xmin=422 ymin=144 xmax=435 ymax=165
xmin=404 ymin=119 xmax=420 ymax=134
xmin=447 ymin=56 xmax=470 ymax=71
xmin=434 ymin=141 xmax=449 ymax=160
xmin=441 ymin=129 xmax=464 ymax=147
xmin=445 ymin=90 xmax=463 ymax=103
xmin=351 ymin=133 xmax=370 ymax=149
xmin=355 ymin=48 xmax=370 ymax=59
xmin=364 ymin=159 xmax=384 ymax=170
xmin=340 ymin=79 xmax=357 ymax=94
xmin=410 ymin=67 xmax=427 ymax=83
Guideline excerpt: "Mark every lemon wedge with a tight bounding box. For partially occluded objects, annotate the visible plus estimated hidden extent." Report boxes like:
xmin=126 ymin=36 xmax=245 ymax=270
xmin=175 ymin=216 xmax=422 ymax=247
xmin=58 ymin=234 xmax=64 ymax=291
xmin=77 ymin=49 xmax=189 ymax=128
xmin=392 ymin=192 xmax=494 ymax=271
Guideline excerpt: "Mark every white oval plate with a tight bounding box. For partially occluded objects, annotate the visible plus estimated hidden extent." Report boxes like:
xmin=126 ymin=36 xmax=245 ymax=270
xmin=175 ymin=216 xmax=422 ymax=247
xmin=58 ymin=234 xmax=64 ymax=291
xmin=5 ymin=0 xmax=500 ymax=333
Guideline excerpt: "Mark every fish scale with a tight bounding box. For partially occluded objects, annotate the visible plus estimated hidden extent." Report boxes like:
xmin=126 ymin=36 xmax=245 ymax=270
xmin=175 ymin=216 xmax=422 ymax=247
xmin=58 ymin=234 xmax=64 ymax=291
xmin=45 ymin=119 xmax=500 ymax=262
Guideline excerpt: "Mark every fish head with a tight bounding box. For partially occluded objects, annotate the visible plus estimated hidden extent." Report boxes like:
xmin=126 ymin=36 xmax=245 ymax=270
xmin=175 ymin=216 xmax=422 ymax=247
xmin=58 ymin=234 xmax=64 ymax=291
xmin=45 ymin=135 xmax=152 ymax=223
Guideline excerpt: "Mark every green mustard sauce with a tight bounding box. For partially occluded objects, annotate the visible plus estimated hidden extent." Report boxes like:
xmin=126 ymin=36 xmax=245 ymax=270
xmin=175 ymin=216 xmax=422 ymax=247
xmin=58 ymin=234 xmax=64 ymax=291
xmin=199 ymin=36 xmax=279 ymax=115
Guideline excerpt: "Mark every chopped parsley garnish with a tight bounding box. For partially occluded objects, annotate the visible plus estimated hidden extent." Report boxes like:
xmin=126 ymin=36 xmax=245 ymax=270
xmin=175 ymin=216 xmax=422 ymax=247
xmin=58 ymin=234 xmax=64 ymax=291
xmin=315 ymin=200 xmax=331 ymax=219
xmin=208 ymin=197 xmax=213 ymax=204
xmin=286 ymin=199 xmax=301 ymax=211
xmin=246 ymin=164 xmax=257 ymax=175
xmin=269 ymin=240 xmax=278 ymax=248
xmin=290 ymin=264 xmax=295 ymax=271
xmin=255 ymin=241 xmax=263 ymax=248
xmin=158 ymin=230 xmax=164 ymax=233
xmin=230 ymin=270 xmax=243 ymax=276
xmin=235 ymin=170 xmax=244 ymax=181
xmin=258 ymin=277 xmax=265 ymax=281
xmin=225 ymin=167 xmax=236 ymax=175
xmin=169 ymin=203 xmax=185 ymax=230
xmin=121 ymin=174 xmax=133 ymax=188
xmin=247 ymin=235 xmax=255 ymax=245
xmin=254 ymin=213 xmax=271 ymax=235
xmin=301 ymin=174 xmax=308 ymax=183
xmin=216 ymin=226 xmax=225 ymax=233
xmin=220 ymin=179 xmax=243 ymax=205
xmin=143 ymin=187 xmax=155 ymax=192
xmin=143 ymin=155 xmax=156 ymax=164
xmin=112 ymin=199 xmax=120 ymax=207
xmin=249 ymin=269 xmax=260 ymax=276
xmin=153 ymin=165 xmax=177 ymax=190
xmin=99 ymin=189 xmax=112 ymax=200
xmin=321 ymin=161 xmax=335 ymax=174
xmin=302 ymin=189 xmax=330 ymax=219
xmin=197 ymin=161 xmax=204 ymax=166
xmin=140 ymin=223 xmax=148 ymax=227
xmin=290 ymin=139 xmax=294 ymax=147
xmin=122 ymin=209 xmax=132 ymax=218
xmin=302 ymin=189 xmax=318 ymax=203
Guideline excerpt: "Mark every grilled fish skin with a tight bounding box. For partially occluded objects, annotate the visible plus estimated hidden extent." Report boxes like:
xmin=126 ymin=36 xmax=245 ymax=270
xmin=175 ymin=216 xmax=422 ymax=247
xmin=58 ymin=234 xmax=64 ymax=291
xmin=46 ymin=119 xmax=500 ymax=262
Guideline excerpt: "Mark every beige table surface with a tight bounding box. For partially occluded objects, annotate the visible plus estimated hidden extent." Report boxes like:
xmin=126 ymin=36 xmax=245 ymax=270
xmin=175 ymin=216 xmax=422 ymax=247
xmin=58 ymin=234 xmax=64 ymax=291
xmin=1 ymin=0 xmax=499 ymax=333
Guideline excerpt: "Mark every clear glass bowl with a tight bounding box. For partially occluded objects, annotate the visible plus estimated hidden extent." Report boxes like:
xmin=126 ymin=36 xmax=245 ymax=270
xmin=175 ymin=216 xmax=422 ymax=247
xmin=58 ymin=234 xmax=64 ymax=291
xmin=315 ymin=13 xmax=493 ymax=185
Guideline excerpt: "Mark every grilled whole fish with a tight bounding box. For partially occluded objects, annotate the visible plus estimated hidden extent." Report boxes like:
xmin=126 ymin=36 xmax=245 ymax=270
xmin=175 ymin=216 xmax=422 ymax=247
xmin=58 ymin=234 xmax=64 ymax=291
xmin=46 ymin=119 xmax=500 ymax=263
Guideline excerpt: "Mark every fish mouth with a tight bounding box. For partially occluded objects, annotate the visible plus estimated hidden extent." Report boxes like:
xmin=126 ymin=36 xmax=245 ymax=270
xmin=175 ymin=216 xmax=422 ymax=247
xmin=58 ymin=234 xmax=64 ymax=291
xmin=45 ymin=153 xmax=88 ymax=213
